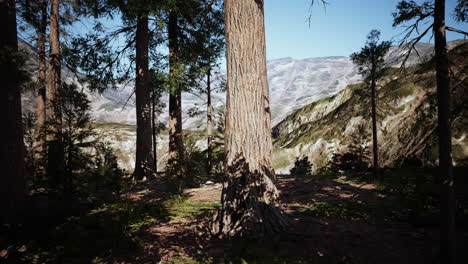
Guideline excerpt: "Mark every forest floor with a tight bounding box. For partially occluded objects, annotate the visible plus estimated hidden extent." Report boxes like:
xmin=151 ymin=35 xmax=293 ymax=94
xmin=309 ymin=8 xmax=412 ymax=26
xmin=2 ymin=174 xmax=468 ymax=264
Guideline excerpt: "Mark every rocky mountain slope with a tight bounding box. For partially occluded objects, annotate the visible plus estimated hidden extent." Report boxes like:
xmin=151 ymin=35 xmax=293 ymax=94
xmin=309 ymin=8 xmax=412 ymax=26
xmin=20 ymin=39 xmax=466 ymax=171
xmin=21 ymin=40 xmax=447 ymax=129
xmin=272 ymin=42 xmax=468 ymax=173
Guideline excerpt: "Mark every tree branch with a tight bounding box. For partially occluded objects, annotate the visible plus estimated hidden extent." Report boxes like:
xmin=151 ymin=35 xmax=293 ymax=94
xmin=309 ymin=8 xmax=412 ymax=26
xmin=446 ymin=26 xmax=468 ymax=36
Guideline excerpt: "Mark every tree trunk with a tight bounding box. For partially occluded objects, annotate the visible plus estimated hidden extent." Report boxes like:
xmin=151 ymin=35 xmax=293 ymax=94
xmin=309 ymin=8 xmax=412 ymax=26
xmin=434 ymin=0 xmax=455 ymax=262
xmin=168 ymin=10 xmax=184 ymax=174
xmin=206 ymin=69 xmax=213 ymax=177
xmin=46 ymin=0 xmax=64 ymax=185
xmin=0 ymin=0 xmax=26 ymax=224
xmin=134 ymin=14 xmax=154 ymax=179
xmin=213 ymin=0 xmax=289 ymax=237
xmin=35 ymin=0 xmax=47 ymax=178
xmin=370 ymin=69 xmax=379 ymax=177
xmin=152 ymin=90 xmax=158 ymax=173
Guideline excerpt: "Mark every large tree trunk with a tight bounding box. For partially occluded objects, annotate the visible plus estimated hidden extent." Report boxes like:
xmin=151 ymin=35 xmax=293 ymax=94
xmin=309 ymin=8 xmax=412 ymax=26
xmin=0 ymin=0 xmax=26 ymax=224
xmin=168 ymin=10 xmax=185 ymax=179
xmin=370 ymin=68 xmax=379 ymax=177
xmin=46 ymin=0 xmax=64 ymax=185
xmin=434 ymin=0 xmax=455 ymax=262
xmin=35 ymin=0 xmax=47 ymax=178
xmin=134 ymin=14 xmax=154 ymax=179
xmin=214 ymin=0 xmax=289 ymax=237
xmin=206 ymin=69 xmax=213 ymax=177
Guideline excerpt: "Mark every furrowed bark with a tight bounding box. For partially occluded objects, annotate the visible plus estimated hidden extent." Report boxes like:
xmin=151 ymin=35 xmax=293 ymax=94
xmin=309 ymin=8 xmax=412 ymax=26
xmin=214 ymin=0 xmax=289 ymax=237
xmin=134 ymin=14 xmax=155 ymax=179
xmin=168 ymin=9 xmax=185 ymax=185
xmin=46 ymin=0 xmax=64 ymax=185
xmin=35 ymin=0 xmax=47 ymax=178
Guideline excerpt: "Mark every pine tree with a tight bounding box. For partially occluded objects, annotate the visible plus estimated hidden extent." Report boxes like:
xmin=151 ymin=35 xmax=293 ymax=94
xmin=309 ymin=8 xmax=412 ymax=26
xmin=184 ymin=0 xmax=225 ymax=178
xmin=392 ymin=1 xmax=468 ymax=262
xmin=69 ymin=0 xmax=169 ymax=179
xmin=0 ymin=0 xmax=26 ymax=224
xmin=350 ymin=30 xmax=391 ymax=178
xmin=434 ymin=1 xmax=455 ymax=262
xmin=213 ymin=0 xmax=289 ymax=237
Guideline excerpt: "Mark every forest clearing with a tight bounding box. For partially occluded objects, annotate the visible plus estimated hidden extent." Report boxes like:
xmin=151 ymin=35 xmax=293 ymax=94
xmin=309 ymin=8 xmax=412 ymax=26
xmin=3 ymin=169 xmax=468 ymax=263
xmin=1 ymin=0 xmax=467 ymax=263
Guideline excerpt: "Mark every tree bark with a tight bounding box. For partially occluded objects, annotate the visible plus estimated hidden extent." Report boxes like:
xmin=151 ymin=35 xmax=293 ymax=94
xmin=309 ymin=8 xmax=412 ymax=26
xmin=168 ymin=10 xmax=184 ymax=168
xmin=35 ymin=0 xmax=47 ymax=178
xmin=0 ymin=0 xmax=26 ymax=224
xmin=206 ymin=69 xmax=213 ymax=177
xmin=46 ymin=0 xmax=64 ymax=185
xmin=214 ymin=0 xmax=289 ymax=237
xmin=134 ymin=14 xmax=155 ymax=179
xmin=152 ymin=90 xmax=158 ymax=173
xmin=434 ymin=0 xmax=455 ymax=262
xmin=370 ymin=66 xmax=379 ymax=177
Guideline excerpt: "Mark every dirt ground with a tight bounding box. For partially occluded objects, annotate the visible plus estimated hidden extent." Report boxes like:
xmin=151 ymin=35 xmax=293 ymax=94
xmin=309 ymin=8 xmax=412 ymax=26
xmin=109 ymin=176 xmax=468 ymax=264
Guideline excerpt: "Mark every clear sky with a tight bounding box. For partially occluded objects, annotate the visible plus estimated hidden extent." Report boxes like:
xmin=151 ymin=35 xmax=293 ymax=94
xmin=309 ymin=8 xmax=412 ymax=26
xmin=264 ymin=0 xmax=468 ymax=60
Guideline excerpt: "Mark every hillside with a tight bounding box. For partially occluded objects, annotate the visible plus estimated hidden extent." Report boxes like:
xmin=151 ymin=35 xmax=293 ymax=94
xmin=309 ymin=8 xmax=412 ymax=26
xmin=20 ymin=40 xmax=450 ymax=129
xmin=272 ymin=42 xmax=468 ymax=173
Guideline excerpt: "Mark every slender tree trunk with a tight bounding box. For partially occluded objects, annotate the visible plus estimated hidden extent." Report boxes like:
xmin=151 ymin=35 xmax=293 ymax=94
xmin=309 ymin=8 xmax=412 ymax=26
xmin=168 ymin=10 xmax=184 ymax=176
xmin=214 ymin=0 xmax=289 ymax=237
xmin=35 ymin=1 xmax=47 ymax=178
xmin=0 ymin=0 xmax=26 ymax=224
xmin=434 ymin=0 xmax=455 ymax=262
xmin=370 ymin=69 xmax=379 ymax=177
xmin=152 ymin=91 xmax=158 ymax=173
xmin=134 ymin=14 xmax=154 ymax=179
xmin=46 ymin=0 xmax=64 ymax=185
xmin=206 ymin=69 xmax=213 ymax=177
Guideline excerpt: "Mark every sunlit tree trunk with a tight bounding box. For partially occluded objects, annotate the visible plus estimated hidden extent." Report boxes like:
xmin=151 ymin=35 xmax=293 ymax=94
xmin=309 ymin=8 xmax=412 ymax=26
xmin=0 ymin=0 xmax=26 ymax=223
xmin=35 ymin=0 xmax=47 ymax=178
xmin=214 ymin=0 xmax=289 ymax=237
xmin=134 ymin=14 xmax=154 ymax=179
xmin=434 ymin=0 xmax=455 ymax=262
xmin=46 ymin=0 xmax=64 ymax=185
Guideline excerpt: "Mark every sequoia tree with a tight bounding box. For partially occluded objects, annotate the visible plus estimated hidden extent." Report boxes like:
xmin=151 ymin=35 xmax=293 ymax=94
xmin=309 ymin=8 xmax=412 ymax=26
xmin=167 ymin=8 xmax=184 ymax=169
xmin=134 ymin=11 xmax=155 ymax=179
xmin=35 ymin=1 xmax=48 ymax=175
xmin=46 ymin=0 xmax=65 ymax=184
xmin=213 ymin=0 xmax=289 ymax=236
xmin=350 ymin=30 xmax=391 ymax=178
xmin=0 ymin=0 xmax=26 ymax=223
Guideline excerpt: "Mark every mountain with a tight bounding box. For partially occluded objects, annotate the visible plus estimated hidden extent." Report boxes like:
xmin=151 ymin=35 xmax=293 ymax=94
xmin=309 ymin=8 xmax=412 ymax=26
xmin=21 ymin=40 xmax=453 ymax=130
xmin=271 ymin=42 xmax=468 ymax=173
xmin=20 ymin=39 xmax=467 ymax=171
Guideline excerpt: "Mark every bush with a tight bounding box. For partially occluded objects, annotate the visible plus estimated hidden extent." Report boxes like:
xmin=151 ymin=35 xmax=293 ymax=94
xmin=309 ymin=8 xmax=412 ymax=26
xmin=290 ymin=156 xmax=312 ymax=177
xmin=326 ymin=126 xmax=370 ymax=176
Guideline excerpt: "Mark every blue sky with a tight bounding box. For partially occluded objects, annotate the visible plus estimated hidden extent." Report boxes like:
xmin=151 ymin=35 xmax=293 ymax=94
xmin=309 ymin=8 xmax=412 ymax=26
xmin=264 ymin=0 xmax=468 ymax=60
